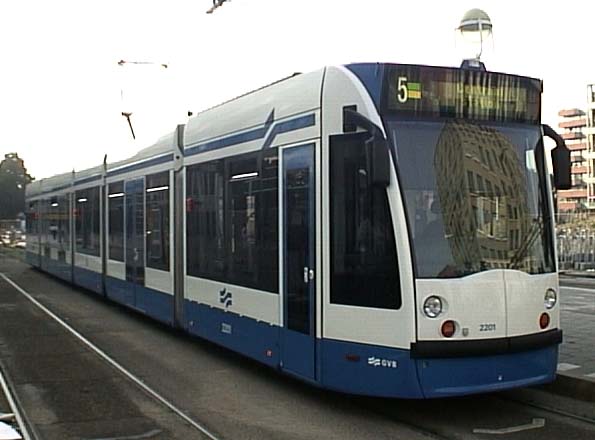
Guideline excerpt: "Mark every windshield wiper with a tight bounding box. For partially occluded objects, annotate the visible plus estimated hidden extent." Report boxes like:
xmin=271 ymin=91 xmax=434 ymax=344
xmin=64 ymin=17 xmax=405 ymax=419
xmin=508 ymin=219 xmax=543 ymax=270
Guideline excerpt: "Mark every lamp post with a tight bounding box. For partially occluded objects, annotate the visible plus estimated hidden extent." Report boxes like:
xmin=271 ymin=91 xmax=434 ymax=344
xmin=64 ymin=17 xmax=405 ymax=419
xmin=117 ymin=60 xmax=169 ymax=140
xmin=206 ymin=0 xmax=230 ymax=14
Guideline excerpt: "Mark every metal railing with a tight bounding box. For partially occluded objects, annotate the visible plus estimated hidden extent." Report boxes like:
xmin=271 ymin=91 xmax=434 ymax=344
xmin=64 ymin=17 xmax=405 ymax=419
xmin=556 ymin=212 xmax=595 ymax=271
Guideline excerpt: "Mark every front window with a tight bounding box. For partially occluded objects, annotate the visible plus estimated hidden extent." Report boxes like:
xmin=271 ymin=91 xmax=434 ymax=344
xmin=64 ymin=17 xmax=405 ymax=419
xmin=388 ymin=119 xmax=554 ymax=278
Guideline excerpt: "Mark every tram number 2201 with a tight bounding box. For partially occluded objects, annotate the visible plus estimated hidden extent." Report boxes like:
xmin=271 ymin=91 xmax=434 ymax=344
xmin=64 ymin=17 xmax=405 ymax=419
xmin=479 ymin=323 xmax=497 ymax=332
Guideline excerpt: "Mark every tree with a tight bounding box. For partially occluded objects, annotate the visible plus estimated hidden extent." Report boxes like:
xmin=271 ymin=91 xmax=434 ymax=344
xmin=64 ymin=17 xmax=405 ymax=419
xmin=0 ymin=153 xmax=34 ymax=219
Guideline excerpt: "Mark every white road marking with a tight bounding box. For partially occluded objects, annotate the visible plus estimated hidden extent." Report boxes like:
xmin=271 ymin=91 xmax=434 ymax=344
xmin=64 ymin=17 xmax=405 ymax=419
xmin=557 ymin=363 xmax=581 ymax=372
xmin=584 ymin=372 xmax=595 ymax=378
xmin=473 ymin=418 xmax=545 ymax=435
xmin=0 ymin=273 xmax=219 ymax=440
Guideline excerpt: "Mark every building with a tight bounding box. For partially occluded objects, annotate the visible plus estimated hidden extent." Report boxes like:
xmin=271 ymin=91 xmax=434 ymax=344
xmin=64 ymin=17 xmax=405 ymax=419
xmin=557 ymin=108 xmax=588 ymax=211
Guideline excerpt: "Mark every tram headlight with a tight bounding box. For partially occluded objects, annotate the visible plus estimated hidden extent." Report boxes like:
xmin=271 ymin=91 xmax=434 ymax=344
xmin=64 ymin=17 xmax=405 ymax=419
xmin=544 ymin=289 xmax=557 ymax=309
xmin=423 ymin=296 xmax=443 ymax=318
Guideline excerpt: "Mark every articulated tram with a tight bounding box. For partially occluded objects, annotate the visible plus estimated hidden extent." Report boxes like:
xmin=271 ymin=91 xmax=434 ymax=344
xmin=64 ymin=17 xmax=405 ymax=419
xmin=25 ymin=62 xmax=571 ymax=398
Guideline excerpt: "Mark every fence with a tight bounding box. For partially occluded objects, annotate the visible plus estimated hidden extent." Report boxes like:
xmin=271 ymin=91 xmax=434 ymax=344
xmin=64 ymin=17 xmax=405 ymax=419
xmin=556 ymin=212 xmax=595 ymax=271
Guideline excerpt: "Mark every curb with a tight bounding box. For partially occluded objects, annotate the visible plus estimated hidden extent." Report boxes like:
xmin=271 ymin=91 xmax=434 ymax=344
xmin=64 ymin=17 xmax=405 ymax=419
xmin=559 ymin=271 xmax=595 ymax=279
xmin=537 ymin=373 xmax=595 ymax=402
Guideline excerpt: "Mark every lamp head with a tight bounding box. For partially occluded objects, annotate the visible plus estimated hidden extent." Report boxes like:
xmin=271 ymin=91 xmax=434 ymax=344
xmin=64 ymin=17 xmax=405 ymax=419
xmin=456 ymin=8 xmax=493 ymax=61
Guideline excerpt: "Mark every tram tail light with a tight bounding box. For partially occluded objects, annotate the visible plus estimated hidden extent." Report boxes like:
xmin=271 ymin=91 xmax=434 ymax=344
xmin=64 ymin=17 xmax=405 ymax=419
xmin=539 ymin=313 xmax=550 ymax=329
xmin=441 ymin=320 xmax=456 ymax=338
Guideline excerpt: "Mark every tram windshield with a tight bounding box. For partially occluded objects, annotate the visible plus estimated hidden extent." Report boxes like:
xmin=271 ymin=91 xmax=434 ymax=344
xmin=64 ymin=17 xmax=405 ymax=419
xmin=387 ymin=119 xmax=555 ymax=278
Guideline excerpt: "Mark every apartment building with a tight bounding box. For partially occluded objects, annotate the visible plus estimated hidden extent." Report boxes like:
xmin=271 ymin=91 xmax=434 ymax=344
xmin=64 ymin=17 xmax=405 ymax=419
xmin=557 ymin=106 xmax=589 ymax=211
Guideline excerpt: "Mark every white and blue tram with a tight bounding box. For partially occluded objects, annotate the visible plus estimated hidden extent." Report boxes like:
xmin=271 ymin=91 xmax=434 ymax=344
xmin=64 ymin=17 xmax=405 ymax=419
xmin=25 ymin=63 xmax=571 ymax=398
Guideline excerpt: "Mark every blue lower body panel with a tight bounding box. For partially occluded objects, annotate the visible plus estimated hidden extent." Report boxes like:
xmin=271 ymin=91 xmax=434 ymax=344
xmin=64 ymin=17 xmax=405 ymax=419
xmin=25 ymin=251 xmax=40 ymax=267
xmin=105 ymin=276 xmax=134 ymax=307
xmin=73 ymin=266 xmax=103 ymax=295
xmin=416 ymin=345 xmax=558 ymax=398
xmin=43 ymin=256 xmax=71 ymax=283
xmin=137 ymin=284 xmax=174 ymax=325
xmin=320 ymin=338 xmax=424 ymax=398
xmin=106 ymin=276 xmax=173 ymax=325
xmin=184 ymin=300 xmax=279 ymax=368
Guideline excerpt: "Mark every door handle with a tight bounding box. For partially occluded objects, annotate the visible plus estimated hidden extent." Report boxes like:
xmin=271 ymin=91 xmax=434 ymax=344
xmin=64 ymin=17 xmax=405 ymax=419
xmin=303 ymin=267 xmax=315 ymax=283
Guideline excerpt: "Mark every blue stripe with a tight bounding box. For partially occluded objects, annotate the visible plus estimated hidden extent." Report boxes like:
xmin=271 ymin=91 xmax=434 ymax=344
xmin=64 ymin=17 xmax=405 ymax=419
xmin=44 ymin=183 xmax=72 ymax=194
xmin=184 ymin=111 xmax=315 ymax=157
xmin=262 ymin=114 xmax=316 ymax=148
xmin=107 ymin=153 xmax=174 ymax=178
xmin=74 ymin=174 xmax=102 ymax=186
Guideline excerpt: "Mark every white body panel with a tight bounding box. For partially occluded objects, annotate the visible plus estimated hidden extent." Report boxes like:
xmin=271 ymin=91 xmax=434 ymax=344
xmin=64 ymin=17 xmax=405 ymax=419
xmin=184 ymin=71 xmax=324 ymax=150
xmin=74 ymin=252 xmax=102 ymax=273
xmin=416 ymin=272 xmax=507 ymax=340
xmin=416 ymin=270 xmax=559 ymax=340
xmin=107 ymin=260 xmax=125 ymax=280
xmin=146 ymin=267 xmax=173 ymax=295
xmin=185 ymin=276 xmax=280 ymax=325
xmin=321 ymin=66 xmax=416 ymax=349
xmin=505 ymin=271 xmax=559 ymax=336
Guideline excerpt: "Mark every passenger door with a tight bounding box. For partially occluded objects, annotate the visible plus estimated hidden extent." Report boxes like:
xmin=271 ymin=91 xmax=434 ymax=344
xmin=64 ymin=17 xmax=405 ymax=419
xmin=280 ymin=144 xmax=316 ymax=380
xmin=125 ymin=178 xmax=145 ymax=309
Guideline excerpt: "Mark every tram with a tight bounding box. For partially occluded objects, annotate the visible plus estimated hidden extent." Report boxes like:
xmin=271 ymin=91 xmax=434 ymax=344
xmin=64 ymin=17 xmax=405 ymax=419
xmin=25 ymin=62 xmax=570 ymax=398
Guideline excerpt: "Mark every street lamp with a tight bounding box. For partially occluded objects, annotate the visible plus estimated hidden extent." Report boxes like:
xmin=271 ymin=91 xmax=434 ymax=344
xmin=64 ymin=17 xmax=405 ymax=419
xmin=456 ymin=8 xmax=492 ymax=70
xmin=117 ymin=59 xmax=169 ymax=140
xmin=206 ymin=0 xmax=230 ymax=14
xmin=118 ymin=59 xmax=168 ymax=69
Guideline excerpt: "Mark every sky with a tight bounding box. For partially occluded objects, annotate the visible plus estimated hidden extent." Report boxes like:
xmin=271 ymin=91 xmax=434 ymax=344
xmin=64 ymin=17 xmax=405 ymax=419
xmin=1 ymin=0 xmax=594 ymax=179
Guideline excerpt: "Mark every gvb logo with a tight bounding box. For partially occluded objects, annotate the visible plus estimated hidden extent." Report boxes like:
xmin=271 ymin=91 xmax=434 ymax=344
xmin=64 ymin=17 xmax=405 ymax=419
xmin=219 ymin=288 xmax=233 ymax=308
xmin=367 ymin=357 xmax=398 ymax=369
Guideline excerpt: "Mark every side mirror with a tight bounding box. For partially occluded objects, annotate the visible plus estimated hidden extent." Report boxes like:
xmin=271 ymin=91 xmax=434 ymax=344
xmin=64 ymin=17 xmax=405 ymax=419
xmin=366 ymin=136 xmax=390 ymax=187
xmin=542 ymin=124 xmax=571 ymax=190
xmin=343 ymin=108 xmax=391 ymax=187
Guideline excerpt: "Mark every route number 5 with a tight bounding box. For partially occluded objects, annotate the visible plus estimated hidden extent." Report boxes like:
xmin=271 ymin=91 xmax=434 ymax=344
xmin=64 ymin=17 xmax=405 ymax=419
xmin=397 ymin=76 xmax=408 ymax=103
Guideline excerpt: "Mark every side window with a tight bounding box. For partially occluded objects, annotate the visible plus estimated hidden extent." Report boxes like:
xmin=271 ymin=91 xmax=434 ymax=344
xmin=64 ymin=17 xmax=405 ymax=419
xmin=49 ymin=197 xmax=59 ymax=246
xmin=50 ymin=195 xmax=70 ymax=261
xmin=187 ymin=159 xmax=226 ymax=281
xmin=61 ymin=195 xmax=70 ymax=255
xmin=108 ymin=182 xmax=124 ymax=262
xmin=145 ymin=172 xmax=170 ymax=271
xmin=330 ymin=133 xmax=400 ymax=309
xmin=40 ymin=199 xmax=49 ymax=252
xmin=186 ymin=149 xmax=278 ymax=293
xmin=26 ymin=201 xmax=38 ymax=236
xmin=75 ymin=187 xmax=100 ymax=256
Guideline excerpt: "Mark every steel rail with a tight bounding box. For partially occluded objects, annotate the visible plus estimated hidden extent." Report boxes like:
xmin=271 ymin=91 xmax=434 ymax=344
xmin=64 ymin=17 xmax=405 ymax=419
xmin=0 ymin=273 xmax=221 ymax=440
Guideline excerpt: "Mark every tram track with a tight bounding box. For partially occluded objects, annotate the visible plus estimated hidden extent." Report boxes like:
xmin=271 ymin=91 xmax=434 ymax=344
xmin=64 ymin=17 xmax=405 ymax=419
xmin=2 ymin=257 xmax=595 ymax=440
xmin=358 ymin=386 xmax=595 ymax=440
xmin=0 ymin=272 xmax=221 ymax=440
xmin=0 ymin=360 xmax=35 ymax=440
xmin=498 ymin=389 xmax=595 ymax=427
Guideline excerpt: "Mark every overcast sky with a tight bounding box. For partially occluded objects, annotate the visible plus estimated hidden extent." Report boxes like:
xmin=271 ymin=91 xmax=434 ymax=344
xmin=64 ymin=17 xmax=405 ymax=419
xmin=1 ymin=0 xmax=594 ymax=179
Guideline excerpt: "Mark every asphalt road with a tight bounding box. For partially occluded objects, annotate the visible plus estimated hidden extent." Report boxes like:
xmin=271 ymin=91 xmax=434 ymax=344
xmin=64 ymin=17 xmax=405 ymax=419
xmin=1 ymin=255 xmax=595 ymax=439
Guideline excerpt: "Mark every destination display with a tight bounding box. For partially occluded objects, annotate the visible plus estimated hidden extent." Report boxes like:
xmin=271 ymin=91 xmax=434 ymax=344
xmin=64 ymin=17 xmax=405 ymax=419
xmin=384 ymin=65 xmax=541 ymax=124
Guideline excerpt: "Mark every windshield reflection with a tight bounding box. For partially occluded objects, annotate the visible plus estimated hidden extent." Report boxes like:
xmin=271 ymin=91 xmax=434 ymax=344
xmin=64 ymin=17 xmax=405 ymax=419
xmin=389 ymin=119 xmax=555 ymax=278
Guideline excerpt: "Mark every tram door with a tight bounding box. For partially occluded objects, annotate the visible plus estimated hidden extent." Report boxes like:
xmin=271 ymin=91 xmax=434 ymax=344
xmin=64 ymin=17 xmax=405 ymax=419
xmin=125 ymin=178 xmax=145 ymax=309
xmin=281 ymin=144 xmax=316 ymax=380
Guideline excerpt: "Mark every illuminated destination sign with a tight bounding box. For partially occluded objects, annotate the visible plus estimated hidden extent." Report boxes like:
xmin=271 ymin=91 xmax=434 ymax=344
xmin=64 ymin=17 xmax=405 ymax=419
xmin=384 ymin=65 xmax=541 ymax=124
